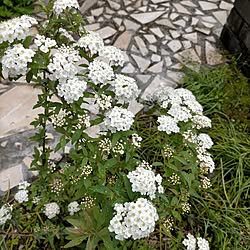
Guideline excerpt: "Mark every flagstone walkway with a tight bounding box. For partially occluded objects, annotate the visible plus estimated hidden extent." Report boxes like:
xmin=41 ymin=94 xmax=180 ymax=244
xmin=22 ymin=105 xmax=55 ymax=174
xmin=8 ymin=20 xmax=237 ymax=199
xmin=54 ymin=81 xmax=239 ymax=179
xmin=0 ymin=0 xmax=234 ymax=193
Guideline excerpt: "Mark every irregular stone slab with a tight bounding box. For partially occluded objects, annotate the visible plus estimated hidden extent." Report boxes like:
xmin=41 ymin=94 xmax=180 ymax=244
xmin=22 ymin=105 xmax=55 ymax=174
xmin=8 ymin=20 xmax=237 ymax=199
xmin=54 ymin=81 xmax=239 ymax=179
xmin=165 ymin=56 xmax=172 ymax=67
xmin=121 ymin=63 xmax=136 ymax=73
xmin=219 ymin=1 xmax=233 ymax=10
xmin=195 ymin=27 xmax=210 ymax=35
xmin=114 ymin=18 xmax=122 ymax=26
xmin=80 ymin=0 xmax=98 ymax=13
xmin=141 ymin=75 xmax=176 ymax=100
xmin=151 ymin=0 xmax=168 ymax=3
xmin=170 ymin=30 xmax=181 ymax=39
xmin=149 ymin=45 xmax=157 ymax=52
xmin=144 ymin=34 xmax=157 ymax=43
xmin=156 ymin=19 xmax=175 ymax=28
xmin=151 ymin=54 xmax=161 ymax=62
xmin=136 ymin=74 xmax=151 ymax=83
xmin=96 ymin=26 xmax=117 ymax=39
xmin=150 ymin=27 xmax=164 ymax=38
xmin=205 ymin=41 xmax=224 ymax=65
xmin=131 ymin=54 xmax=151 ymax=72
xmin=173 ymin=3 xmax=191 ymax=14
xmin=181 ymin=1 xmax=197 ymax=7
xmin=91 ymin=7 xmax=104 ymax=16
xmin=0 ymin=86 xmax=43 ymax=137
xmin=148 ymin=61 xmax=163 ymax=73
xmin=135 ymin=36 xmax=148 ymax=56
xmin=107 ymin=0 xmax=121 ymax=10
xmin=0 ymin=164 xmax=25 ymax=191
xmin=123 ymin=19 xmax=141 ymax=31
xmin=183 ymin=32 xmax=198 ymax=43
xmin=175 ymin=48 xmax=201 ymax=64
xmin=202 ymin=16 xmax=217 ymax=23
xmin=128 ymin=100 xmax=143 ymax=115
xmin=167 ymin=40 xmax=182 ymax=52
xmin=114 ymin=31 xmax=134 ymax=50
xmin=85 ymin=23 xmax=100 ymax=31
xmin=213 ymin=11 xmax=228 ymax=25
xmin=131 ymin=11 xmax=165 ymax=24
xmin=199 ymin=1 xmax=217 ymax=10
xmin=174 ymin=19 xmax=186 ymax=27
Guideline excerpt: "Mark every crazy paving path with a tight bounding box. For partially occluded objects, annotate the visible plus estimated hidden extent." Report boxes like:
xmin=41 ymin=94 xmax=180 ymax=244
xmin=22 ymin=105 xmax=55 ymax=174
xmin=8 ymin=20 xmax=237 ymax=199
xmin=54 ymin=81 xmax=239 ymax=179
xmin=0 ymin=0 xmax=234 ymax=192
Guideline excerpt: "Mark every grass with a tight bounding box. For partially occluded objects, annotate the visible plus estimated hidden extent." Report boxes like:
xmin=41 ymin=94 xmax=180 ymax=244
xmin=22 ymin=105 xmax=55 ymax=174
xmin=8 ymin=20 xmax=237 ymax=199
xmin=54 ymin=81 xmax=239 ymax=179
xmin=181 ymin=63 xmax=250 ymax=249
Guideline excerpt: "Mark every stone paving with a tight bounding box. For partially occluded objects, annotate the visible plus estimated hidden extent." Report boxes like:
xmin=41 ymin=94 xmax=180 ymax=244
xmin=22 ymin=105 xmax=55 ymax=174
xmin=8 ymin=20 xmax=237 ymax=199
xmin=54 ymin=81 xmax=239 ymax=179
xmin=0 ymin=0 xmax=234 ymax=193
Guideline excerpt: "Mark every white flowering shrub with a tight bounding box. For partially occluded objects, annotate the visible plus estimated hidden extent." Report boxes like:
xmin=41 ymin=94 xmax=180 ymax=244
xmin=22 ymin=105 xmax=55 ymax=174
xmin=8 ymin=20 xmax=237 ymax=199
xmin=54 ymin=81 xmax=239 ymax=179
xmin=0 ymin=1 xmax=215 ymax=249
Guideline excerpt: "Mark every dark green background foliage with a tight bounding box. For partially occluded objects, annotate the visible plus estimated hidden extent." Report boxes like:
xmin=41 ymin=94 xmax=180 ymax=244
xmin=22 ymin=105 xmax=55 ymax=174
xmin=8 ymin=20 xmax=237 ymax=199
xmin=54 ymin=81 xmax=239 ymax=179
xmin=0 ymin=0 xmax=35 ymax=20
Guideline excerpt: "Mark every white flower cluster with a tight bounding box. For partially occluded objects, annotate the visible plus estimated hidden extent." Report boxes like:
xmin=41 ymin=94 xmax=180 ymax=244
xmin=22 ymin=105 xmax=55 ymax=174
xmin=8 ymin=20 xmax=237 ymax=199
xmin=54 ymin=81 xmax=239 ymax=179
xmin=183 ymin=233 xmax=196 ymax=250
xmin=68 ymin=201 xmax=80 ymax=215
xmin=34 ymin=34 xmax=57 ymax=53
xmin=14 ymin=181 xmax=30 ymax=203
xmin=88 ymin=59 xmax=114 ymax=85
xmin=157 ymin=115 xmax=180 ymax=134
xmin=56 ymin=77 xmax=87 ymax=103
xmin=53 ymin=0 xmax=80 ymax=16
xmin=44 ymin=202 xmax=60 ymax=219
xmin=108 ymin=198 xmax=159 ymax=240
xmin=131 ymin=133 xmax=142 ymax=148
xmin=103 ymin=107 xmax=134 ymax=133
xmin=154 ymin=87 xmax=211 ymax=134
xmin=183 ymin=234 xmax=210 ymax=250
xmin=183 ymin=131 xmax=215 ymax=173
xmin=0 ymin=15 xmax=37 ymax=44
xmin=192 ymin=115 xmax=211 ymax=130
xmin=77 ymin=31 xmax=104 ymax=55
xmin=1 ymin=44 xmax=35 ymax=77
xmin=111 ymin=74 xmax=140 ymax=102
xmin=197 ymin=148 xmax=215 ymax=173
xmin=99 ymin=46 xmax=125 ymax=66
xmin=48 ymin=45 xmax=80 ymax=83
xmin=95 ymin=94 xmax=112 ymax=110
xmin=127 ymin=166 xmax=164 ymax=199
xmin=196 ymin=134 xmax=214 ymax=150
xmin=0 ymin=204 xmax=13 ymax=226
xmin=167 ymin=104 xmax=192 ymax=122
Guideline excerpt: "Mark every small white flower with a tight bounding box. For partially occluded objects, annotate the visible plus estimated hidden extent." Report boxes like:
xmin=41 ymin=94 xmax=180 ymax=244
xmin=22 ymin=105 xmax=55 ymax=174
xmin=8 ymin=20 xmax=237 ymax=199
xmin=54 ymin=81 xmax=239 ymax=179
xmin=1 ymin=44 xmax=35 ymax=78
xmin=110 ymin=74 xmax=140 ymax=102
xmin=157 ymin=115 xmax=180 ymax=134
xmin=44 ymin=202 xmax=60 ymax=219
xmin=0 ymin=15 xmax=37 ymax=44
xmin=0 ymin=204 xmax=13 ymax=226
xmin=56 ymin=77 xmax=87 ymax=103
xmin=197 ymin=237 xmax=210 ymax=250
xmin=68 ymin=201 xmax=80 ymax=215
xmin=18 ymin=181 xmax=30 ymax=190
xmin=77 ymin=31 xmax=104 ymax=55
xmin=108 ymin=198 xmax=158 ymax=240
xmin=103 ymin=106 xmax=134 ymax=133
xmin=183 ymin=233 xmax=196 ymax=250
xmin=127 ymin=166 xmax=163 ymax=199
xmin=14 ymin=190 xmax=29 ymax=203
xmin=192 ymin=115 xmax=212 ymax=129
xmin=99 ymin=46 xmax=125 ymax=66
xmin=88 ymin=59 xmax=114 ymax=85
xmin=34 ymin=34 xmax=57 ymax=53
xmin=53 ymin=0 xmax=80 ymax=16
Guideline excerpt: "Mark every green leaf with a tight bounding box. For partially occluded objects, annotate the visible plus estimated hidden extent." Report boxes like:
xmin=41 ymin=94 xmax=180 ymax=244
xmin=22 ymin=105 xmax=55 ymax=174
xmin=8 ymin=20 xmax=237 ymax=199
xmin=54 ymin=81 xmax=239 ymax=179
xmin=90 ymin=185 xmax=113 ymax=198
xmin=64 ymin=236 xmax=87 ymax=248
xmin=172 ymin=210 xmax=182 ymax=221
xmin=26 ymin=70 xmax=33 ymax=83
xmin=23 ymin=35 xmax=33 ymax=48
xmin=72 ymin=129 xmax=82 ymax=143
xmin=152 ymin=162 xmax=164 ymax=167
